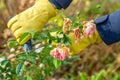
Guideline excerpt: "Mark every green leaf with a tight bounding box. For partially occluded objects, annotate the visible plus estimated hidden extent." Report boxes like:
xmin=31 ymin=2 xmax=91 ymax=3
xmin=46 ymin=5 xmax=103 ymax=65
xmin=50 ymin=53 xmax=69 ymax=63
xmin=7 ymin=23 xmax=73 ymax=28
xmin=37 ymin=32 xmax=48 ymax=41
xmin=26 ymin=55 xmax=36 ymax=64
xmin=72 ymin=55 xmax=81 ymax=61
xmin=27 ymin=75 xmax=32 ymax=80
xmin=17 ymin=54 xmax=36 ymax=64
xmin=79 ymin=72 xmax=87 ymax=80
xmin=29 ymin=31 xmax=39 ymax=39
xmin=47 ymin=32 xmax=56 ymax=44
xmin=8 ymin=40 xmax=16 ymax=48
xmin=64 ymin=34 xmax=71 ymax=46
xmin=16 ymin=62 xmax=25 ymax=76
xmin=96 ymin=4 xmax=101 ymax=9
xmin=1 ymin=60 xmax=11 ymax=68
xmin=53 ymin=59 xmax=62 ymax=69
xmin=95 ymin=70 xmax=104 ymax=80
xmin=63 ymin=61 xmax=72 ymax=65
xmin=6 ymin=74 xmax=13 ymax=80
xmin=73 ymin=23 xmax=81 ymax=28
xmin=57 ymin=38 xmax=63 ymax=43
xmin=66 ymin=16 xmax=75 ymax=23
xmin=0 ymin=66 xmax=4 ymax=72
xmin=91 ymin=75 xmax=95 ymax=80
xmin=17 ymin=54 xmax=27 ymax=60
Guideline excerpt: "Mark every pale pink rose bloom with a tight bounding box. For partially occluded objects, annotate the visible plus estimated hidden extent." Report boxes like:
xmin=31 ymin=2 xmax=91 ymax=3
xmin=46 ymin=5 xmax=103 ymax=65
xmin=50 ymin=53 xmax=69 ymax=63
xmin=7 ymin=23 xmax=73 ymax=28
xmin=73 ymin=27 xmax=81 ymax=40
xmin=83 ymin=22 xmax=96 ymax=37
xmin=50 ymin=47 xmax=70 ymax=60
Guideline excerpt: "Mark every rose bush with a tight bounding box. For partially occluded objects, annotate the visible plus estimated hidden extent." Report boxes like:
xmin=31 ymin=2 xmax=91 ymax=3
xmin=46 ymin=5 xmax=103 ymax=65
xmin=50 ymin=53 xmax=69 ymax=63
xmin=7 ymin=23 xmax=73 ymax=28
xmin=0 ymin=13 xmax=96 ymax=80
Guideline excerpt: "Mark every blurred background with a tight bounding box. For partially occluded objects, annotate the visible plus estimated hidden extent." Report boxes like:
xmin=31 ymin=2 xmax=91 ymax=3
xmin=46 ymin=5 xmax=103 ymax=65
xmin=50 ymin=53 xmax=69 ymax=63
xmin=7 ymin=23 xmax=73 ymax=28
xmin=0 ymin=0 xmax=120 ymax=80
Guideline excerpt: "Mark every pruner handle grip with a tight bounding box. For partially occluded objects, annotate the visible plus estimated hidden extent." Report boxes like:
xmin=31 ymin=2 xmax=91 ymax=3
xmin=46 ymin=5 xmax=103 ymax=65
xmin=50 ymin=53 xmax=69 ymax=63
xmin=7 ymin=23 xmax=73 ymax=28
xmin=23 ymin=39 xmax=32 ymax=53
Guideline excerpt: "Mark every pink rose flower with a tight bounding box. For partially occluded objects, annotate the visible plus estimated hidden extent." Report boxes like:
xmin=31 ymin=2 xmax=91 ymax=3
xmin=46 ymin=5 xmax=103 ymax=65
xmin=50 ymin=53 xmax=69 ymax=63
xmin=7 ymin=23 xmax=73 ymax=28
xmin=83 ymin=22 xmax=96 ymax=37
xmin=50 ymin=47 xmax=70 ymax=60
xmin=73 ymin=27 xmax=81 ymax=40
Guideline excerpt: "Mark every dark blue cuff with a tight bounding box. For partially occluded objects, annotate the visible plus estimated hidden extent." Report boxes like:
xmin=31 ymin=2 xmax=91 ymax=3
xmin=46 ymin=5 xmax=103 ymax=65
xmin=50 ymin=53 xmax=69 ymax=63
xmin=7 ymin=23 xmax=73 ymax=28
xmin=49 ymin=0 xmax=72 ymax=9
xmin=94 ymin=10 xmax=120 ymax=45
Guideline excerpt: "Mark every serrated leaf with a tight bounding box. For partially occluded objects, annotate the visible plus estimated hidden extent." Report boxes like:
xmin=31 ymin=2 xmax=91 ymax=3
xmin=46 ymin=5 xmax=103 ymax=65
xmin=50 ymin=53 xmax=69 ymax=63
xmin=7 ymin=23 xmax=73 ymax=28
xmin=16 ymin=62 xmax=25 ymax=76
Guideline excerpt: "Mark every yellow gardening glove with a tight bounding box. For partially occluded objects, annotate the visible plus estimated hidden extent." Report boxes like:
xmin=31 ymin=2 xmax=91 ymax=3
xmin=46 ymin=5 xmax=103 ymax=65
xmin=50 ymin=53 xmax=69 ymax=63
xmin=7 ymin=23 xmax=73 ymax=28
xmin=68 ymin=30 xmax=102 ymax=55
xmin=7 ymin=0 xmax=56 ymax=45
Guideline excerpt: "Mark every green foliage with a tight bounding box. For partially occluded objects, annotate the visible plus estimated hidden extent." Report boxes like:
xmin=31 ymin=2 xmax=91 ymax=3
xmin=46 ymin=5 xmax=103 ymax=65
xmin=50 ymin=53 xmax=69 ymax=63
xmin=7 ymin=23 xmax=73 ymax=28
xmin=9 ymin=40 xmax=16 ymax=48
xmin=16 ymin=62 xmax=25 ymax=76
xmin=79 ymin=72 xmax=87 ymax=80
xmin=0 ymin=60 xmax=13 ymax=80
xmin=53 ymin=59 xmax=62 ymax=69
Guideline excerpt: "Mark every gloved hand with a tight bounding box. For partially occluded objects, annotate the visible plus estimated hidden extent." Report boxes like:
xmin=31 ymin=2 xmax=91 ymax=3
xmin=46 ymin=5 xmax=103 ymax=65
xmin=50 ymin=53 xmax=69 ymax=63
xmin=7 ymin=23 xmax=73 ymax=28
xmin=68 ymin=22 xmax=102 ymax=55
xmin=7 ymin=0 xmax=56 ymax=45
xmin=51 ymin=21 xmax=102 ymax=55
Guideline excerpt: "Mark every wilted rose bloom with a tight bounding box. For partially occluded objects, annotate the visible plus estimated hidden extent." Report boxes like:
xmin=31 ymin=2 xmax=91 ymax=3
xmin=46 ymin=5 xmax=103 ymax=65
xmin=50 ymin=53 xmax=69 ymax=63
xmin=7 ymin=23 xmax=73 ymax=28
xmin=73 ymin=27 xmax=81 ymax=40
xmin=50 ymin=47 xmax=70 ymax=60
xmin=63 ymin=18 xmax=71 ymax=33
xmin=63 ymin=18 xmax=71 ymax=27
xmin=83 ymin=22 xmax=96 ymax=37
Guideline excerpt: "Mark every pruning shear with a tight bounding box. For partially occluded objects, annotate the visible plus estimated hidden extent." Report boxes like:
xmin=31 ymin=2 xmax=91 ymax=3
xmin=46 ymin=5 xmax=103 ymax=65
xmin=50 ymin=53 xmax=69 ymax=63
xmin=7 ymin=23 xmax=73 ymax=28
xmin=23 ymin=39 xmax=32 ymax=53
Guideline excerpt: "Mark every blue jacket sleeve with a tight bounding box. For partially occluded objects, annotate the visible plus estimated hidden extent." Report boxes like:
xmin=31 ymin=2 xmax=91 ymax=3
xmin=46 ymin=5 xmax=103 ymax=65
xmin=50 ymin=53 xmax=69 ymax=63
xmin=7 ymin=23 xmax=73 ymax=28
xmin=94 ymin=10 xmax=120 ymax=45
xmin=49 ymin=0 xmax=72 ymax=9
